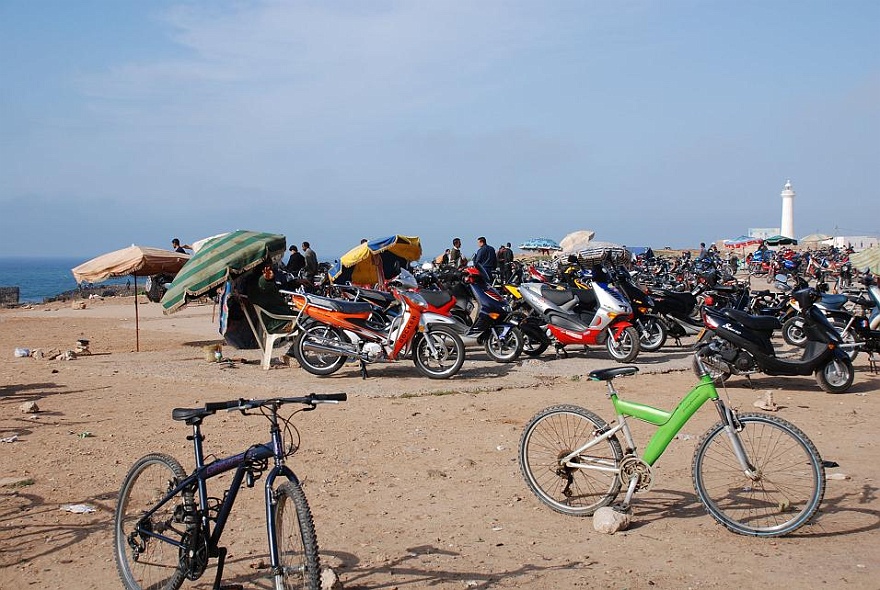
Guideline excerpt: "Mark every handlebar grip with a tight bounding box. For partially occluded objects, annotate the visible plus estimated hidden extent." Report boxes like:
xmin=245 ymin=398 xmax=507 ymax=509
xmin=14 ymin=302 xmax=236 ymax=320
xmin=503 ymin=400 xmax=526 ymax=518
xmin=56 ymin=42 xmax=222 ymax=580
xmin=312 ymin=393 xmax=347 ymax=402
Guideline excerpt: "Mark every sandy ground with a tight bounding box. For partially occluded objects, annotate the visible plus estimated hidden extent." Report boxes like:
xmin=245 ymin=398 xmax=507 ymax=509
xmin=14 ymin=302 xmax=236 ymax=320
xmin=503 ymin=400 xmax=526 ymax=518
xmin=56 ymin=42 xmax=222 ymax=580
xmin=1 ymin=296 xmax=879 ymax=590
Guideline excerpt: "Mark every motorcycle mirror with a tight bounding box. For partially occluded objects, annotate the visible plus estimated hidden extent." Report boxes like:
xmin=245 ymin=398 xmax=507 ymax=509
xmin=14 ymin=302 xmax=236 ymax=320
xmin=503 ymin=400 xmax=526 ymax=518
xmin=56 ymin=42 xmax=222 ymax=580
xmin=391 ymin=269 xmax=419 ymax=289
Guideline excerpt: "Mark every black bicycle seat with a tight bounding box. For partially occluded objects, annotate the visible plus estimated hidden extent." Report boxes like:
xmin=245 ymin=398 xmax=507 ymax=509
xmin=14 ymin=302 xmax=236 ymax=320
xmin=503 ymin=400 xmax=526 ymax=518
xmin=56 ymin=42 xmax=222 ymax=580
xmin=589 ymin=367 xmax=639 ymax=381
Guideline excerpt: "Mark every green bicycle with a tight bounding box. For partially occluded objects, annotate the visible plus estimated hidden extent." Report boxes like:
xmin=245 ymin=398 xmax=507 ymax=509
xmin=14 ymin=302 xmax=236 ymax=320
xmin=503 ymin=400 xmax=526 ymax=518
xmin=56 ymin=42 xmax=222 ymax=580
xmin=519 ymin=355 xmax=825 ymax=537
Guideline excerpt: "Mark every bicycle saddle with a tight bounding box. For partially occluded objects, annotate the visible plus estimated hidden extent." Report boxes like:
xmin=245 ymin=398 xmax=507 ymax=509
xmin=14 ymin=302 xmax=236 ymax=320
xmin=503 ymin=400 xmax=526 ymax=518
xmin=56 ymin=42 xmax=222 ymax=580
xmin=589 ymin=366 xmax=639 ymax=381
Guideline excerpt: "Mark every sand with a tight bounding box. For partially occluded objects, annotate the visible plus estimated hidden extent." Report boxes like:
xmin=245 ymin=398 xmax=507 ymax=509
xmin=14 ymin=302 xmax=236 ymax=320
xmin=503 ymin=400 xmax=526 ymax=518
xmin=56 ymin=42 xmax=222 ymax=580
xmin=1 ymin=296 xmax=878 ymax=589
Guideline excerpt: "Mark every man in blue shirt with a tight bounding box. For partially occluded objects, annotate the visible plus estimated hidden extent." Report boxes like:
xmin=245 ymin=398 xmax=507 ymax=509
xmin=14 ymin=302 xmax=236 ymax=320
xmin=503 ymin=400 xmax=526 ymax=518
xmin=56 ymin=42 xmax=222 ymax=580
xmin=473 ymin=236 xmax=497 ymax=281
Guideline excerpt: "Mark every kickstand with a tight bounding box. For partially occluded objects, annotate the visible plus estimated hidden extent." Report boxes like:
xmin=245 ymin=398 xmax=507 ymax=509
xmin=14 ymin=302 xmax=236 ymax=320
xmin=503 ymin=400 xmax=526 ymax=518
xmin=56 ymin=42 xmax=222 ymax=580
xmin=359 ymin=359 xmax=369 ymax=379
xmin=744 ymin=374 xmax=755 ymax=389
xmin=554 ymin=344 xmax=568 ymax=359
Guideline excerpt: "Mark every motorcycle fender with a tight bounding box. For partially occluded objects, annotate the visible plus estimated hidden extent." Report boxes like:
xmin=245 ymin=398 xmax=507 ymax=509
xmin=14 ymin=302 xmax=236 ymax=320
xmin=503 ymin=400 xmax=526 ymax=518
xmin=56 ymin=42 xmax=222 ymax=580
xmin=421 ymin=312 xmax=460 ymax=327
xmin=610 ymin=320 xmax=634 ymax=340
xmin=477 ymin=323 xmax=514 ymax=345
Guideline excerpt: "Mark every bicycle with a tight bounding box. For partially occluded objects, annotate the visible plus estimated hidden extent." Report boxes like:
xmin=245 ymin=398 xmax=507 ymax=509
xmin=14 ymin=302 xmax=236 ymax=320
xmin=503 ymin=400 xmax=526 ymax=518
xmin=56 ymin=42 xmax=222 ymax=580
xmin=518 ymin=356 xmax=825 ymax=537
xmin=113 ymin=392 xmax=346 ymax=590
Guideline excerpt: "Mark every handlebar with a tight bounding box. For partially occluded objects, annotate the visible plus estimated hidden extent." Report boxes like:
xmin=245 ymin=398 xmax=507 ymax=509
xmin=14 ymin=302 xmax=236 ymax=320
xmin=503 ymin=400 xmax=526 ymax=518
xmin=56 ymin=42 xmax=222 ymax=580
xmin=205 ymin=393 xmax=347 ymax=412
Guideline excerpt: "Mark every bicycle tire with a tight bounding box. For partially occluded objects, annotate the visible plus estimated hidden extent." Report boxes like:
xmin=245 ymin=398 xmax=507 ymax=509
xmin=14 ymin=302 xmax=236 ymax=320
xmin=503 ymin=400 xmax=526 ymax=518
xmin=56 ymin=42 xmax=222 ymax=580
xmin=692 ymin=413 xmax=825 ymax=537
xmin=519 ymin=405 xmax=623 ymax=516
xmin=114 ymin=453 xmax=193 ymax=590
xmin=274 ymin=480 xmax=321 ymax=590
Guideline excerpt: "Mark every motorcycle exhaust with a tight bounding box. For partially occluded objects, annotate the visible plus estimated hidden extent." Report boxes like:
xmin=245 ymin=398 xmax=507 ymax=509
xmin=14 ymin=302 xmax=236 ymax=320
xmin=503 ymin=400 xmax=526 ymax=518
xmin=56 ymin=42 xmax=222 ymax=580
xmin=301 ymin=339 xmax=359 ymax=358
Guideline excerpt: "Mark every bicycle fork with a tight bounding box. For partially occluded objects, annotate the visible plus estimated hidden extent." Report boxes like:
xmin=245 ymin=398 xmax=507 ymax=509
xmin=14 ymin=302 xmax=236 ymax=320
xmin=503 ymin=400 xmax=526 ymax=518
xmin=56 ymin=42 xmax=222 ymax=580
xmin=713 ymin=399 xmax=760 ymax=480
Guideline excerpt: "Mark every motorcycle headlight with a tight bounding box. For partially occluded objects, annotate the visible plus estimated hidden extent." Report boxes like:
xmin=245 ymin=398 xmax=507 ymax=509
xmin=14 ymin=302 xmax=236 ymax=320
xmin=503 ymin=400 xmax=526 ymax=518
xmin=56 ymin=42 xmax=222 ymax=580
xmin=401 ymin=290 xmax=428 ymax=309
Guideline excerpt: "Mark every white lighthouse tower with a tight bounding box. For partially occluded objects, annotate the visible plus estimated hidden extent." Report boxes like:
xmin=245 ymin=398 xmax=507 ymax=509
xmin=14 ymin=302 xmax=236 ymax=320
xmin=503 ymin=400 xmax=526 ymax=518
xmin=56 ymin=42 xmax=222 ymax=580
xmin=780 ymin=180 xmax=795 ymax=239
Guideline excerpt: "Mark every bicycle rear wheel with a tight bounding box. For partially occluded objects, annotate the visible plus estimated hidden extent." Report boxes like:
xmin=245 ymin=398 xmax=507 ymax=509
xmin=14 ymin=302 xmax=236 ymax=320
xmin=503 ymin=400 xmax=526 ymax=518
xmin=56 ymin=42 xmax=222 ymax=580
xmin=519 ymin=405 xmax=623 ymax=516
xmin=274 ymin=480 xmax=321 ymax=590
xmin=114 ymin=453 xmax=193 ymax=590
xmin=692 ymin=413 xmax=825 ymax=537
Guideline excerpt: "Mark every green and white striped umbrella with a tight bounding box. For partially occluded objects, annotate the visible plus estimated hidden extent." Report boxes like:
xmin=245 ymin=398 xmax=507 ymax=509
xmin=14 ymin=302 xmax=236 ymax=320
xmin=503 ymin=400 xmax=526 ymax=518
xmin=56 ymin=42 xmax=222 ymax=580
xmin=161 ymin=230 xmax=286 ymax=314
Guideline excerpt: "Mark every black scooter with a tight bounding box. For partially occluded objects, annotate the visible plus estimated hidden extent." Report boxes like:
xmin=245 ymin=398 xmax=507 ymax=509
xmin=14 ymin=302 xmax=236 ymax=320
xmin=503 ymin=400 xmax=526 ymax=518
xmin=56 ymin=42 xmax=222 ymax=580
xmin=694 ymin=287 xmax=855 ymax=394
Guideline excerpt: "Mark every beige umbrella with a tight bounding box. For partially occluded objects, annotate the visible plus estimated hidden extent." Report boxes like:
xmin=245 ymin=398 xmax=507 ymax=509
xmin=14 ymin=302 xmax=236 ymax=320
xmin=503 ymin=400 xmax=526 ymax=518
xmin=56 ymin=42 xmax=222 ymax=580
xmin=559 ymin=230 xmax=596 ymax=254
xmin=72 ymin=245 xmax=190 ymax=350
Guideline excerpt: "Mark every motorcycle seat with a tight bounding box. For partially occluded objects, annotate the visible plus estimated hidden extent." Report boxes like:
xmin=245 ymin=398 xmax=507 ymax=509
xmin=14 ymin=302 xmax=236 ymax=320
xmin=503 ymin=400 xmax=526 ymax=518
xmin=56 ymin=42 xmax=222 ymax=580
xmin=306 ymin=294 xmax=373 ymax=315
xmin=540 ymin=285 xmax=577 ymax=306
xmin=818 ymin=294 xmax=848 ymax=310
xmin=723 ymin=308 xmax=782 ymax=332
xmin=420 ymin=290 xmax=454 ymax=308
xmin=356 ymin=289 xmax=396 ymax=306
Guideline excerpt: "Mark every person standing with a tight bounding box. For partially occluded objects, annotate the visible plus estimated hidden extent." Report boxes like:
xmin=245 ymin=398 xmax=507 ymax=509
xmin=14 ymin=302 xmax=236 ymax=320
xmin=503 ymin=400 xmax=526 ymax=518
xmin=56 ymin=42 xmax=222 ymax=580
xmin=285 ymin=245 xmax=305 ymax=274
xmin=473 ymin=236 xmax=497 ymax=280
xmin=698 ymin=242 xmax=707 ymax=260
xmin=448 ymin=237 xmax=467 ymax=268
xmin=302 ymin=241 xmax=318 ymax=281
xmin=496 ymin=242 xmax=514 ymax=282
xmin=171 ymin=238 xmax=191 ymax=254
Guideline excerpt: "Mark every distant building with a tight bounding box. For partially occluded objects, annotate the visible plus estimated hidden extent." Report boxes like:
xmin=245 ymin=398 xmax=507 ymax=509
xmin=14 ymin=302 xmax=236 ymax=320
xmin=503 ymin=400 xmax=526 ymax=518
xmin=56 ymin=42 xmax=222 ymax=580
xmin=748 ymin=228 xmax=780 ymax=240
xmin=832 ymin=236 xmax=880 ymax=251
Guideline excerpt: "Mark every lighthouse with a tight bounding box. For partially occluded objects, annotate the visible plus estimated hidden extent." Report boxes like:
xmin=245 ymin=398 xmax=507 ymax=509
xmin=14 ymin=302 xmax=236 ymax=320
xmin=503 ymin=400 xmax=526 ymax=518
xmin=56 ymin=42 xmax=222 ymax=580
xmin=780 ymin=180 xmax=795 ymax=239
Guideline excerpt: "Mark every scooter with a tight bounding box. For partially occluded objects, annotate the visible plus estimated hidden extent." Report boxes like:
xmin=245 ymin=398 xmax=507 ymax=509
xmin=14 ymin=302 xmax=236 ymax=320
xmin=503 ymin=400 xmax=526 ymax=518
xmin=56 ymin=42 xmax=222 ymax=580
xmin=516 ymin=266 xmax=641 ymax=363
xmin=694 ymin=287 xmax=855 ymax=393
xmin=291 ymin=270 xmax=465 ymax=379
xmin=430 ymin=265 xmax=525 ymax=363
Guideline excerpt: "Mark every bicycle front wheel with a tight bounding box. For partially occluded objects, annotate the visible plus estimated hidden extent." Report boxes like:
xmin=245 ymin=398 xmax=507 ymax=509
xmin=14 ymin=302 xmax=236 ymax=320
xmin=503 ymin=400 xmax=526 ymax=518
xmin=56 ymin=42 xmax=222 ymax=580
xmin=114 ymin=453 xmax=193 ymax=590
xmin=274 ymin=480 xmax=321 ymax=590
xmin=519 ymin=405 xmax=623 ymax=516
xmin=692 ymin=413 xmax=825 ymax=537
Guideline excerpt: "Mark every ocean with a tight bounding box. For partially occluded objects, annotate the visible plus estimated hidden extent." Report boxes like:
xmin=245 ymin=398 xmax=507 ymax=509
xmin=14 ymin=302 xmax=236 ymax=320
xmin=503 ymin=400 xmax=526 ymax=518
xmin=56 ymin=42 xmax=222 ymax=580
xmin=0 ymin=257 xmax=129 ymax=303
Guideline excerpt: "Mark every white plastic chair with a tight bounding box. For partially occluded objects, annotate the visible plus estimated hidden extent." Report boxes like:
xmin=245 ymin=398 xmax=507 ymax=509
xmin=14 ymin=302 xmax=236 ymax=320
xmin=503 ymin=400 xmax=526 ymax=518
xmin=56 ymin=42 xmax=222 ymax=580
xmin=242 ymin=300 xmax=299 ymax=370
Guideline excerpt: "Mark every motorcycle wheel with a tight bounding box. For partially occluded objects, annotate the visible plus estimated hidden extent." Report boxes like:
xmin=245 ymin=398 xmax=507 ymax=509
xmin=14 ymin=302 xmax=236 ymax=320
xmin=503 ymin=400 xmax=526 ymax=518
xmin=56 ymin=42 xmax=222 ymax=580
xmin=520 ymin=325 xmax=550 ymax=358
xmin=605 ymin=326 xmax=640 ymax=363
xmin=413 ymin=326 xmax=465 ymax=379
xmin=484 ymin=326 xmax=524 ymax=363
xmin=782 ymin=317 xmax=808 ymax=347
xmin=814 ymin=357 xmax=854 ymax=394
xmin=637 ymin=315 xmax=667 ymax=352
xmin=293 ymin=324 xmax=348 ymax=376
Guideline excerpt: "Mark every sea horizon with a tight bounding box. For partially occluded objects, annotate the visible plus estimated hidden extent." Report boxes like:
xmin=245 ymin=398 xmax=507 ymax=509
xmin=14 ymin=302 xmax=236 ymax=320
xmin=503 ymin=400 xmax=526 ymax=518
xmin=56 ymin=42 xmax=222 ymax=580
xmin=0 ymin=256 xmax=130 ymax=303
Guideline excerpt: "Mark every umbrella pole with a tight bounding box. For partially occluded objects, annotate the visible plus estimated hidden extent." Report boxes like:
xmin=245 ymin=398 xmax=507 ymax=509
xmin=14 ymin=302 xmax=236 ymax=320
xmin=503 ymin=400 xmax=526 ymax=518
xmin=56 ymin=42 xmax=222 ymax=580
xmin=134 ymin=274 xmax=139 ymax=352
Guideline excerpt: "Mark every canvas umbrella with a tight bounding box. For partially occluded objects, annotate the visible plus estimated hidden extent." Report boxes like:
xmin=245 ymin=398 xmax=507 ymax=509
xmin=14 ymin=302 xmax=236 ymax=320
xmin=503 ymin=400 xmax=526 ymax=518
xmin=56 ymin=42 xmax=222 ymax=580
xmin=800 ymin=233 xmax=833 ymax=245
xmin=161 ymin=230 xmax=286 ymax=314
xmin=850 ymin=246 xmax=880 ymax=274
xmin=559 ymin=230 xmax=596 ymax=254
xmin=329 ymin=235 xmax=422 ymax=287
xmin=723 ymin=235 xmax=761 ymax=249
xmin=71 ymin=245 xmax=190 ymax=351
xmin=764 ymin=234 xmax=798 ymax=246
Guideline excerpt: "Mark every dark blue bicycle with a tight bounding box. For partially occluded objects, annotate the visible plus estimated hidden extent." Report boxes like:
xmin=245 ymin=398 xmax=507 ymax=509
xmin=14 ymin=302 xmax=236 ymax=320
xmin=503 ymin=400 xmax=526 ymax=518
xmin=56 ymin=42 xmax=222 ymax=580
xmin=113 ymin=392 xmax=346 ymax=590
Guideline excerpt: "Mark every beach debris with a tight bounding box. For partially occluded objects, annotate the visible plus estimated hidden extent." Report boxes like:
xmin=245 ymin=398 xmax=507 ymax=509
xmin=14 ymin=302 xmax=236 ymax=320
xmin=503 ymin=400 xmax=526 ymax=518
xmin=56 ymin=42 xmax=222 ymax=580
xmin=19 ymin=401 xmax=39 ymax=413
xmin=593 ymin=506 xmax=631 ymax=534
xmin=40 ymin=348 xmax=63 ymax=360
xmin=753 ymin=391 xmax=778 ymax=411
xmin=1 ymin=434 xmax=19 ymax=443
xmin=203 ymin=343 xmax=223 ymax=362
xmin=60 ymin=503 xmax=97 ymax=514
xmin=78 ymin=431 xmax=93 ymax=439
xmin=827 ymin=473 xmax=851 ymax=481
xmin=13 ymin=347 xmax=31 ymax=357
xmin=71 ymin=300 xmax=87 ymax=309
xmin=58 ymin=350 xmax=77 ymax=361
xmin=321 ymin=567 xmax=343 ymax=590
xmin=31 ymin=348 xmax=44 ymax=360
xmin=75 ymin=339 xmax=91 ymax=355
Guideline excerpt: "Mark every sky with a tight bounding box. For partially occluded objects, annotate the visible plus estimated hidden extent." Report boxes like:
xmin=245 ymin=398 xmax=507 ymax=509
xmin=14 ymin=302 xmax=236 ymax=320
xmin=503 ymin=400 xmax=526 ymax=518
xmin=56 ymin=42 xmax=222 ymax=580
xmin=1 ymin=0 xmax=878 ymax=262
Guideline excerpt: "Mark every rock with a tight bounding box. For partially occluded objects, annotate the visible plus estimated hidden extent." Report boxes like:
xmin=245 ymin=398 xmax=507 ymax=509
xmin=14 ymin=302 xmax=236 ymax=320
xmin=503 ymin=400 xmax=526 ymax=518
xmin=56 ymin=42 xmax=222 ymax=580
xmin=827 ymin=473 xmax=851 ymax=480
xmin=321 ymin=566 xmax=343 ymax=590
xmin=71 ymin=300 xmax=87 ymax=310
xmin=593 ymin=506 xmax=631 ymax=534
xmin=59 ymin=350 xmax=77 ymax=361
xmin=19 ymin=401 xmax=39 ymax=413
xmin=753 ymin=391 xmax=778 ymax=411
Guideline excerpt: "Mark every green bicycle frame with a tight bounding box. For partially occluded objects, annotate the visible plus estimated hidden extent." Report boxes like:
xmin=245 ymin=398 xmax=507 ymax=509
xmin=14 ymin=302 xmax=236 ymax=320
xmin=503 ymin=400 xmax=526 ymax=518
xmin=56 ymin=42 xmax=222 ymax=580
xmin=612 ymin=374 xmax=719 ymax=465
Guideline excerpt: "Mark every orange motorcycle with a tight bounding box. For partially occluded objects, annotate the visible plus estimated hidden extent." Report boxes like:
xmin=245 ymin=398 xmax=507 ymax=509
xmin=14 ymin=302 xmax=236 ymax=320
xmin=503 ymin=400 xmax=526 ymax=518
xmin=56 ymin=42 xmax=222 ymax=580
xmin=290 ymin=271 xmax=465 ymax=379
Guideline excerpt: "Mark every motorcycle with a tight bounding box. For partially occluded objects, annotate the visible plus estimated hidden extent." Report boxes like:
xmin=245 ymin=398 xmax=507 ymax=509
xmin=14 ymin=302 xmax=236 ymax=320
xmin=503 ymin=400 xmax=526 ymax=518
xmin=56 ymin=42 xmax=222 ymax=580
xmin=516 ymin=265 xmax=641 ymax=363
xmin=604 ymin=265 xmax=668 ymax=351
xmin=291 ymin=270 xmax=465 ymax=379
xmin=695 ymin=287 xmax=855 ymax=393
xmin=430 ymin=265 xmax=526 ymax=363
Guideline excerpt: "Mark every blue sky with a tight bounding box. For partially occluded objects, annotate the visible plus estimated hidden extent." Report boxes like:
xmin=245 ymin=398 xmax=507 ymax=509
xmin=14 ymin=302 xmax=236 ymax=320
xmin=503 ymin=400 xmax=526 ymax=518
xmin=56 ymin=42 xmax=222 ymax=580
xmin=1 ymin=0 xmax=878 ymax=262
